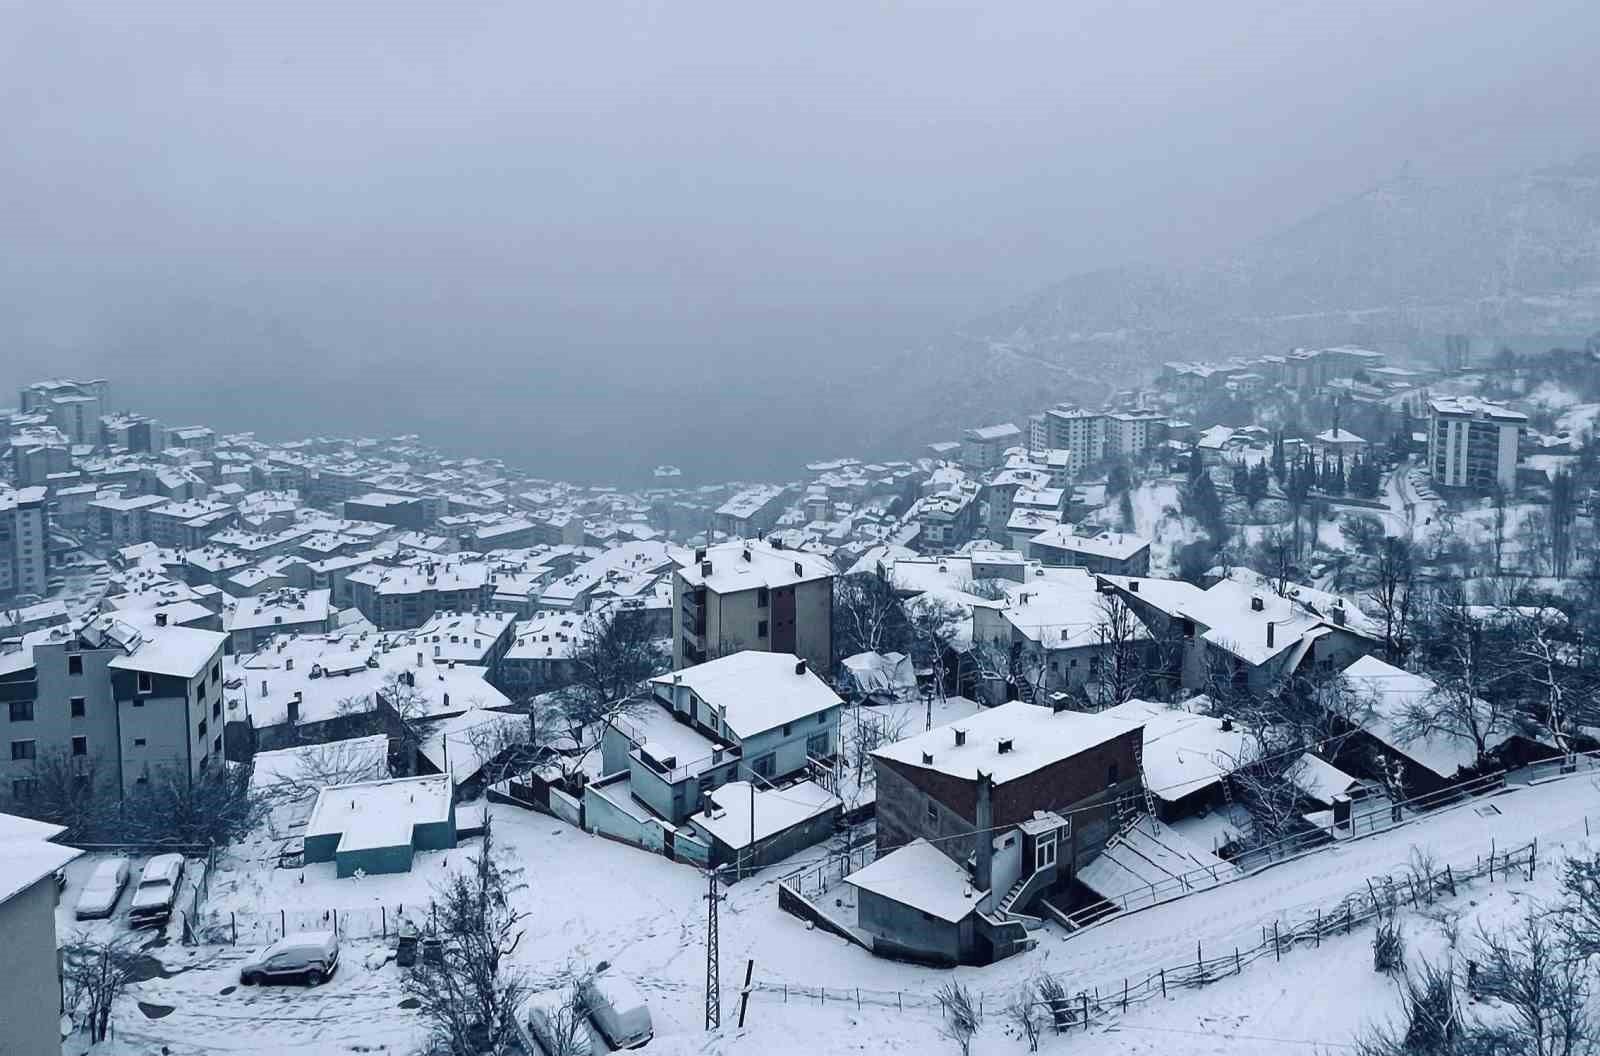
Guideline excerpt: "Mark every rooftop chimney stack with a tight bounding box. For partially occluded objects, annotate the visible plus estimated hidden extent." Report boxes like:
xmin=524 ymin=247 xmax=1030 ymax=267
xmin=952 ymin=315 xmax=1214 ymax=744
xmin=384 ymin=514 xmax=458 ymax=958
xmin=794 ymin=658 xmax=807 ymax=676
xmin=1266 ymin=621 xmax=1275 ymax=649
xmin=975 ymin=771 xmax=995 ymax=894
xmin=1251 ymin=595 xmax=1264 ymax=613
xmin=954 ymin=728 xmax=966 ymax=747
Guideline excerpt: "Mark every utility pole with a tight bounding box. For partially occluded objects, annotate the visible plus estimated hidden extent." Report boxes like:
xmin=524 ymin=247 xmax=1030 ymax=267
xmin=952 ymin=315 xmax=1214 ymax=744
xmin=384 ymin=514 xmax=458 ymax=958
xmin=705 ymin=867 xmax=722 ymax=1031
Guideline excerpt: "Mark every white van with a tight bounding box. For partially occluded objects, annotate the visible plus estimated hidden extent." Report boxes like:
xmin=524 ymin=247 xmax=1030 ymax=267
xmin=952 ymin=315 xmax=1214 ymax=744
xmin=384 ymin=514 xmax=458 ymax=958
xmin=581 ymin=970 xmax=653 ymax=1049
xmin=514 ymin=987 xmax=594 ymax=1056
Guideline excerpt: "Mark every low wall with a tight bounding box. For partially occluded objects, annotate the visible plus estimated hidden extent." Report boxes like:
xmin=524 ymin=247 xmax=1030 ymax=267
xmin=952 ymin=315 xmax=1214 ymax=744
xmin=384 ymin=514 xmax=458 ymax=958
xmin=549 ymin=787 xmax=582 ymax=827
xmin=778 ymin=884 xmax=873 ymax=952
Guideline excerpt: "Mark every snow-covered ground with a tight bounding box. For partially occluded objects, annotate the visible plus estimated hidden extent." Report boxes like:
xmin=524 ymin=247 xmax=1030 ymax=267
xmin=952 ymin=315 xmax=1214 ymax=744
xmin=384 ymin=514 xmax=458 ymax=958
xmin=83 ymin=762 xmax=1600 ymax=1054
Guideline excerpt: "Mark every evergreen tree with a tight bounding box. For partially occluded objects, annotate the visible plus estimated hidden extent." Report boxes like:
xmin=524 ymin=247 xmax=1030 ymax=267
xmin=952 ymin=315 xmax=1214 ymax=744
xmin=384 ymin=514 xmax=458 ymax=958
xmin=1232 ymin=463 xmax=1250 ymax=496
xmin=1247 ymin=461 xmax=1270 ymax=506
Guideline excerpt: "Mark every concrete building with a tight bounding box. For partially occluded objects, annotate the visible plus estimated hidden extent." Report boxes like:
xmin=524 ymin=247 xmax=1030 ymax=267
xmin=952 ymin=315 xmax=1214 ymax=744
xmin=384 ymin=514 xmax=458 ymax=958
xmin=87 ymin=494 xmax=170 ymax=547
xmin=961 ymin=423 xmax=1022 ymax=473
xmin=147 ymin=499 xmax=237 ymax=550
xmin=303 ymin=774 xmax=456 ymax=877
xmin=713 ymin=485 xmax=790 ymax=538
xmin=347 ymin=559 xmax=494 ymax=630
xmin=1026 ymin=525 xmax=1152 ymax=576
xmin=344 ymin=492 xmax=429 ymax=530
xmin=223 ymin=588 xmax=335 ymax=654
xmin=1104 ymin=410 xmax=1167 ymax=458
xmin=672 ymin=540 xmax=834 ymax=672
xmin=19 ymin=378 xmax=110 ymax=445
xmin=1044 ymin=408 xmax=1107 ymax=474
xmin=0 ymin=487 xmax=49 ymax=602
xmin=0 ymin=813 xmax=82 ymax=1056
xmin=1427 ymin=396 xmax=1526 ymax=493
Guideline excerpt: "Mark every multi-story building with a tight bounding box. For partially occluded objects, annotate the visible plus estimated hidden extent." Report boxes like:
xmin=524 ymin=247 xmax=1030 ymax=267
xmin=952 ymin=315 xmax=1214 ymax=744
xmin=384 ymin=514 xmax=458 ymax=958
xmin=1427 ymin=396 xmax=1526 ymax=493
xmin=345 ymin=492 xmax=429 ymax=530
xmin=672 ymin=539 xmax=834 ymax=672
xmin=9 ymin=427 xmax=73 ymax=487
xmin=100 ymin=412 xmax=165 ymax=454
xmin=0 ymin=813 xmax=82 ymax=1056
xmin=19 ymin=378 xmax=110 ymax=446
xmin=960 ymin=423 xmax=1022 ymax=473
xmin=0 ymin=487 xmax=49 ymax=602
xmin=1026 ymin=525 xmax=1152 ymax=576
xmin=1 ymin=617 xmax=228 ymax=806
xmin=87 ymin=494 xmax=170 ymax=547
xmin=1044 ymin=407 xmax=1106 ymax=474
xmin=1104 ymin=410 xmax=1167 ymax=458
xmin=714 ymin=485 xmax=790 ymax=538
xmin=223 ymin=588 xmax=335 ymax=654
xmin=347 ymin=559 xmax=494 ymax=630
xmin=147 ymin=499 xmax=237 ymax=550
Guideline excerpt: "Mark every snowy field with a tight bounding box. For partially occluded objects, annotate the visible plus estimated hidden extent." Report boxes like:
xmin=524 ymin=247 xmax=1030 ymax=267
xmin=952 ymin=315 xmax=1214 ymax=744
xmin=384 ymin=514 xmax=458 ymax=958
xmin=82 ymin=767 xmax=1600 ymax=1054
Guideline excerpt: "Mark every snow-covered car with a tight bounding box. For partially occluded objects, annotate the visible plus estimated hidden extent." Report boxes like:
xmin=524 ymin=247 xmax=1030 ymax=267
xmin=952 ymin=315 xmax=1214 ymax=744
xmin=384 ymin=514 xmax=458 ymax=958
xmin=128 ymin=853 xmax=185 ymax=927
xmin=75 ymin=858 xmax=130 ymax=919
xmin=239 ymin=931 xmax=340 ymax=987
xmin=581 ymin=970 xmax=653 ymax=1049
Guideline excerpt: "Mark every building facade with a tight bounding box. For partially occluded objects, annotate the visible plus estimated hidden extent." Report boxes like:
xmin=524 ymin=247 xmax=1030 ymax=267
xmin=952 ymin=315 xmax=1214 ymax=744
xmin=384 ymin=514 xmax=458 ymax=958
xmin=1427 ymin=396 xmax=1525 ymax=493
xmin=0 ymin=487 xmax=49 ymax=601
xmin=671 ymin=541 xmax=834 ymax=673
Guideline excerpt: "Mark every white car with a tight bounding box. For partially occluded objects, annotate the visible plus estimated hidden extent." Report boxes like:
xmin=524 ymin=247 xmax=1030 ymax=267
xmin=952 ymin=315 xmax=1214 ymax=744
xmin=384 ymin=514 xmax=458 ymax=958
xmin=128 ymin=853 xmax=185 ymax=927
xmin=75 ymin=858 xmax=130 ymax=919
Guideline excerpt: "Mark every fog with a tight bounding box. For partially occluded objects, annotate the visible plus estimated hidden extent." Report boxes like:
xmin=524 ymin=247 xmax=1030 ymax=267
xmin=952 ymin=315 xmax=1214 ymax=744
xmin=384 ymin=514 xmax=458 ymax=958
xmin=3 ymin=0 xmax=1596 ymax=480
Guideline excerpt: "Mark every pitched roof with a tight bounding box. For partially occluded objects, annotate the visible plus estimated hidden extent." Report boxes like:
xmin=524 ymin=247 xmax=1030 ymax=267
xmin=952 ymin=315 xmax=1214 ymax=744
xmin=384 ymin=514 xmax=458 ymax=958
xmin=873 ymin=700 xmax=1141 ymax=785
xmin=650 ymin=651 xmax=841 ymax=739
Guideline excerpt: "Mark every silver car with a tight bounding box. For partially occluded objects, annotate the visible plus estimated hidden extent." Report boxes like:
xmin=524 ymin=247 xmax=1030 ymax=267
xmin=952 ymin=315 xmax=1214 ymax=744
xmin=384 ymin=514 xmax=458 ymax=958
xmin=128 ymin=853 xmax=185 ymax=927
xmin=239 ymin=931 xmax=340 ymax=987
xmin=74 ymin=858 xmax=130 ymax=919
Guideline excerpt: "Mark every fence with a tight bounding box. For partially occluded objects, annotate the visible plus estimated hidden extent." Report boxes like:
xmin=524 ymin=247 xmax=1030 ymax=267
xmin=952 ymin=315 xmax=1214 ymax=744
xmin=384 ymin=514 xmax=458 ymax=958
xmin=779 ymin=842 xmax=877 ymax=901
xmin=194 ymin=899 xmax=441 ymax=947
xmin=179 ymin=843 xmax=219 ymax=945
xmin=753 ymin=836 xmax=1540 ymax=1031
xmin=1054 ymin=767 xmax=1509 ymax=930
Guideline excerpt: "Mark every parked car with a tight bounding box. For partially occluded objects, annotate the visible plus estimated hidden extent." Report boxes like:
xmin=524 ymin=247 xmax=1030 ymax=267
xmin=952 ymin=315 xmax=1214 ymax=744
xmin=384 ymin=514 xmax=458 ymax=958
xmin=581 ymin=970 xmax=652 ymax=1049
xmin=75 ymin=858 xmax=130 ymax=919
xmin=515 ymin=987 xmax=594 ymax=1056
xmin=239 ymin=931 xmax=341 ymax=987
xmin=128 ymin=853 xmax=186 ymax=928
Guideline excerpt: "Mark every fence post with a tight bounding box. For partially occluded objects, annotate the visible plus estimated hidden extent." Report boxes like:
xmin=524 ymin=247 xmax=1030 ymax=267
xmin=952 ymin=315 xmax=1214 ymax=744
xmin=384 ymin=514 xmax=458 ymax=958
xmin=1346 ymin=903 xmax=1352 ymax=933
xmin=1315 ymin=908 xmax=1321 ymax=947
xmin=1234 ymin=948 xmax=1240 ymax=974
xmin=1122 ymin=978 xmax=1128 ymax=1011
xmin=1160 ymin=968 xmax=1166 ymax=998
xmin=856 ymin=988 xmax=860 ymax=1010
xmin=1196 ymin=941 xmax=1204 ymax=986
xmin=1490 ymin=838 xmax=1496 ymax=882
xmin=281 ymin=908 xmax=286 ymax=936
xmin=231 ymin=912 xmax=236 ymax=946
xmin=1530 ymin=837 xmax=1538 ymax=880
xmin=1274 ymin=920 xmax=1280 ymax=961
xmin=333 ymin=908 xmax=338 ymax=934
xmin=1445 ymin=864 xmax=1457 ymax=897
xmin=382 ymin=906 xmax=387 ymax=938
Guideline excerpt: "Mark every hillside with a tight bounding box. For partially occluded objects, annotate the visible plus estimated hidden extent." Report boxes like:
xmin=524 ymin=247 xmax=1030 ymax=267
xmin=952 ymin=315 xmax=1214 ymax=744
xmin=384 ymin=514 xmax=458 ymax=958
xmin=845 ymin=153 xmax=1600 ymax=452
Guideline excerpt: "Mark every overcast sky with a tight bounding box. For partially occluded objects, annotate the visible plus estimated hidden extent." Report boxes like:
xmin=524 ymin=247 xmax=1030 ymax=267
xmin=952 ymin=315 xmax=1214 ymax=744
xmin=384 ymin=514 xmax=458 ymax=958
xmin=3 ymin=0 xmax=1596 ymax=474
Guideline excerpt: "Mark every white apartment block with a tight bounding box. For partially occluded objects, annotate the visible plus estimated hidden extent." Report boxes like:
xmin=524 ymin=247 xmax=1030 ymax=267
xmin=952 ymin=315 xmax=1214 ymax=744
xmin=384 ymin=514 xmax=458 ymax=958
xmin=0 ymin=488 xmax=49 ymax=601
xmin=1044 ymin=408 xmax=1106 ymax=474
xmin=1427 ymin=396 xmax=1526 ymax=493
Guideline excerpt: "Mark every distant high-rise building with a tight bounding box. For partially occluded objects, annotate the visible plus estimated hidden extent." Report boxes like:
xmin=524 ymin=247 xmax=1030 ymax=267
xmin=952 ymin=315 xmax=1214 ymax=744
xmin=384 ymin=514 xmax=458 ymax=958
xmin=0 ymin=487 xmax=49 ymax=601
xmin=1427 ymin=396 xmax=1525 ymax=493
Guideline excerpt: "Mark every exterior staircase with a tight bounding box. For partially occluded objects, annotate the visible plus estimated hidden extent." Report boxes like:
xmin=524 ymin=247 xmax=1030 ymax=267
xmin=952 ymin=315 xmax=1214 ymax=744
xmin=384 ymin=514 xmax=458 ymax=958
xmin=997 ymin=876 xmax=1028 ymax=915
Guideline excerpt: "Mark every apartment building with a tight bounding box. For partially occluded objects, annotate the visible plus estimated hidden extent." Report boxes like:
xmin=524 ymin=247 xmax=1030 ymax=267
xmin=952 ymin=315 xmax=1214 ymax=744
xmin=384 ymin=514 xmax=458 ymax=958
xmin=672 ymin=539 xmax=834 ymax=673
xmin=1044 ymin=407 xmax=1106 ymax=473
xmin=345 ymin=491 xmax=429 ymax=530
xmin=347 ymin=559 xmax=494 ymax=630
xmin=19 ymin=378 xmax=110 ymax=446
xmin=0 ymin=813 xmax=82 ymax=1056
xmin=1104 ymin=410 xmax=1167 ymax=457
xmin=1 ymin=617 xmax=227 ymax=807
xmin=714 ymin=485 xmax=790 ymax=538
xmin=1427 ymin=396 xmax=1526 ymax=493
xmin=961 ymin=423 xmax=1022 ymax=473
xmin=0 ymin=488 xmax=49 ymax=601
xmin=147 ymin=499 xmax=237 ymax=550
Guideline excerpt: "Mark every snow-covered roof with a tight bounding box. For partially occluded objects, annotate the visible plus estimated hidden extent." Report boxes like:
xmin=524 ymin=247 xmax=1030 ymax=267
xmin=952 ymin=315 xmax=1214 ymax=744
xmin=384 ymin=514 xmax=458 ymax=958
xmin=689 ymin=780 xmax=839 ymax=850
xmin=417 ymin=708 xmax=528 ymax=785
xmin=1099 ymin=699 xmax=1255 ymax=803
xmin=106 ymin=623 xmax=225 ymax=680
xmin=672 ymin=540 xmax=833 ymax=593
xmin=998 ymin=566 xmax=1145 ymax=650
xmin=1342 ymin=655 xmax=1512 ymax=780
xmin=224 ymin=588 xmax=332 ymax=633
xmin=1076 ymin=816 xmax=1237 ymax=903
xmin=1314 ymin=429 xmax=1367 ymax=445
xmin=649 ymin=651 xmax=842 ymax=740
xmin=1428 ymin=396 xmax=1528 ymax=423
xmin=249 ymin=735 xmax=391 ymax=795
xmin=0 ymin=811 xmax=82 ymax=906
xmin=1029 ymin=526 xmax=1151 ymax=562
xmin=873 ymin=700 xmax=1142 ymax=785
xmin=965 ymin=423 xmax=1021 ymax=442
xmin=305 ymin=774 xmax=452 ymax=854
xmin=845 ymin=838 xmax=981 ymax=923
xmin=1288 ymin=752 xmax=1362 ymax=806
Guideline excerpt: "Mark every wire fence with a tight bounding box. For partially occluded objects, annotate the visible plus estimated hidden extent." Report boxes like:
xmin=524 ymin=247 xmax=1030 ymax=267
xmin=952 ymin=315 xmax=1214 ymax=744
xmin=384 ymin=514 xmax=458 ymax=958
xmin=190 ymin=899 xmax=439 ymax=947
xmin=756 ymin=835 xmax=1540 ymax=1031
xmin=780 ymin=843 xmax=877 ymax=901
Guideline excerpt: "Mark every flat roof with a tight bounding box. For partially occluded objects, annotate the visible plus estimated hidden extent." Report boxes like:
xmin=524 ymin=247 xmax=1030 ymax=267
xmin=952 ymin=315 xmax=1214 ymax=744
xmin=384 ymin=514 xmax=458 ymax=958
xmin=690 ymin=780 xmax=839 ymax=850
xmin=305 ymin=774 xmax=452 ymax=853
xmin=107 ymin=624 xmax=226 ymax=679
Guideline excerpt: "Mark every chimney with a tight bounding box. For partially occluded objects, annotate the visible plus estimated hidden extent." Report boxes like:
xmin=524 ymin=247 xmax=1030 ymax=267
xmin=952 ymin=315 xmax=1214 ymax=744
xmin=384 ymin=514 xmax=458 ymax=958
xmin=1331 ymin=602 xmax=1347 ymax=627
xmin=997 ymin=738 xmax=1013 ymax=754
xmin=694 ymin=546 xmax=706 ymax=563
xmin=794 ymin=658 xmax=807 ymax=676
xmin=1129 ymin=579 xmax=1140 ymax=593
xmin=921 ymin=751 xmax=934 ymax=765
xmin=155 ymin=611 xmax=168 ymax=627
xmin=700 ymin=560 xmax=713 ymax=577
xmin=975 ymin=771 xmax=994 ymax=894
xmin=1221 ymin=715 xmax=1233 ymax=732
xmin=1052 ymin=694 xmax=1070 ymax=714
xmin=1266 ymin=622 xmax=1275 ymax=649
xmin=1250 ymin=594 xmax=1264 ymax=612
xmin=742 ymin=548 xmax=751 ymax=562
xmin=954 ymin=728 xmax=966 ymax=747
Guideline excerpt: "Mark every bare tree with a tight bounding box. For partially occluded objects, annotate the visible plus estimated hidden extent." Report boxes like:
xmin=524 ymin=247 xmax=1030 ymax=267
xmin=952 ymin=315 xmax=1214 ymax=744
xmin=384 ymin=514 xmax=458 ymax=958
xmin=1006 ymin=985 xmax=1041 ymax=1052
xmin=831 ymin=568 xmax=909 ymax=666
xmin=122 ymin=761 xmax=268 ymax=847
xmin=1254 ymin=527 xmax=1295 ymax=595
xmin=1510 ymin=603 xmax=1586 ymax=753
xmin=1092 ymin=592 xmax=1148 ymax=707
xmin=935 ymin=981 xmax=982 ymax=1056
xmin=1401 ymin=591 xmax=1517 ymax=762
xmin=906 ymin=594 xmax=965 ymax=703
xmin=546 ymin=608 xmax=667 ymax=782
xmin=63 ymin=932 xmax=144 ymax=1044
xmin=267 ymin=738 xmax=389 ymax=801
xmin=14 ymin=748 xmax=108 ymax=842
xmin=1366 ymin=535 xmax=1416 ymax=664
xmin=530 ymin=969 xmax=595 ymax=1056
xmin=1473 ymin=911 xmax=1591 ymax=1056
xmin=405 ymin=815 xmax=529 ymax=1055
xmin=1491 ymin=485 xmax=1510 ymax=574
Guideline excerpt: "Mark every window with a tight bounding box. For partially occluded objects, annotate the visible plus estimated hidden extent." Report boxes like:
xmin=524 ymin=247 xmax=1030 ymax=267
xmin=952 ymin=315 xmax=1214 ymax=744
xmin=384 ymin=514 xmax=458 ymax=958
xmin=10 ymin=740 xmax=36 ymax=761
xmin=198 ymin=719 xmax=208 ymax=740
xmin=137 ymin=672 xmax=153 ymax=694
xmin=782 ymin=722 xmax=792 ymax=737
xmin=214 ymin=735 xmax=223 ymax=754
xmin=133 ymin=738 xmax=146 ymax=747
xmin=756 ymin=587 xmax=769 ymax=608
xmin=68 ymin=654 xmax=83 ymax=676
xmin=1036 ymin=832 xmax=1058 ymax=871
xmin=757 ymin=620 xmax=769 ymax=638
xmin=806 ymin=731 xmax=830 ymax=758
xmin=70 ymin=697 xmax=86 ymax=718
xmin=213 ymin=700 xmax=221 ymax=719
xmin=926 ymin=802 xmax=939 ymax=825
xmin=11 ymin=778 xmax=37 ymax=800
xmin=817 ymin=712 xmax=827 ymax=725
xmin=751 ymin=753 xmax=776 ymax=779
xmin=1107 ymin=762 xmax=1120 ymax=786
xmin=8 ymin=700 xmax=33 ymax=722
xmin=135 ymin=775 xmax=149 ymax=786
xmin=132 ymin=698 xmax=144 ymax=708
xmin=211 ymin=663 xmax=221 ymax=685
xmin=71 ymin=736 xmax=87 ymax=757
